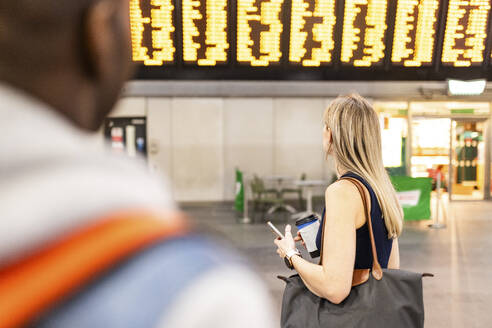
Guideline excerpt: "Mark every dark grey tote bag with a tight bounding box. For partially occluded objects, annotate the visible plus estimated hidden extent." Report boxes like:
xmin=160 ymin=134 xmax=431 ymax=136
xmin=280 ymin=177 xmax=432 ymax=328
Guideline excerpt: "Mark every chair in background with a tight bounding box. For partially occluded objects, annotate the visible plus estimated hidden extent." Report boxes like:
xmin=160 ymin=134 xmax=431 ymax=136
xmin=280 ymin=173 xmax=306 ymax=210
xmin=250 ymin=175 xmax=284 ymax=222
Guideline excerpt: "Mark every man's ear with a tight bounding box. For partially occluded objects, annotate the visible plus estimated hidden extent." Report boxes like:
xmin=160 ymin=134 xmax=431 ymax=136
xmin=82 ymin=0 xmax=116 ymax=80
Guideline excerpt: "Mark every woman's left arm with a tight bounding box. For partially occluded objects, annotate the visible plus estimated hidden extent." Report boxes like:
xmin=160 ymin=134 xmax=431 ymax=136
xmin=275 ymin=182 xmax=359 ymax=304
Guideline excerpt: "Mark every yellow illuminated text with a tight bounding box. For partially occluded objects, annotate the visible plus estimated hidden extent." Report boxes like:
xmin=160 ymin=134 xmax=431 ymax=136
xmin=392 ymin=0 xmax=439 ymax=66
xmin=289 ymin=0 xmax=337 ymax=66
xmin=442 ymin=0 xmax=491 ymax=66
xmin=341 ymin=0 xmax=388 ymax=67
xmin=182 ymin=0 xmax=229 ymax=65
xmin=237 ymin=0 xmax=285 ymax=66
xmin=130 ymin=0 xmax=175 ymax=65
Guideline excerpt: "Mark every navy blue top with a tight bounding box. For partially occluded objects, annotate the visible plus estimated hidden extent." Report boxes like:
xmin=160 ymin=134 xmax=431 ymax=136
xmin=315 ymin=172 xmax=393 ymax=269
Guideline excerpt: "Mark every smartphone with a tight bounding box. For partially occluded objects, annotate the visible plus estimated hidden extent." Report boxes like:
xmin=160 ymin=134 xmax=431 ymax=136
xmin=267 ymin=221 xmax=284 ymax=239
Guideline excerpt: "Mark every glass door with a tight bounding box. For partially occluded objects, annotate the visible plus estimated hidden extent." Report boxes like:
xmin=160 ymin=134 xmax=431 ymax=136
xmin=449 ymin=119 xmax=487 ymax=201
xmin=411 ymin=117 xmax=451 ymax=179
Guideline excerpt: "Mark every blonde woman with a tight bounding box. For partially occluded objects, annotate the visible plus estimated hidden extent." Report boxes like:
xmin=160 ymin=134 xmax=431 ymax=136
xmin=274 ymin=94 xmax=403 ymax=305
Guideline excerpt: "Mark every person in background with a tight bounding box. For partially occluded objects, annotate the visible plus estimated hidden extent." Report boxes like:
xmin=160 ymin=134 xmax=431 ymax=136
xmin=428 ymin=164 xmax=447 ymax=191
xmin=0 ymin=1 xmax=274 ymax=327
xmin=274 ymin=94 xmax=402 ymax=304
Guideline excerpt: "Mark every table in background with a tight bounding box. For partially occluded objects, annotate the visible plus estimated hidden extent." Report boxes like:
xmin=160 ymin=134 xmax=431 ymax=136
xmin=292 ymin=180 xmax=329 ymax=218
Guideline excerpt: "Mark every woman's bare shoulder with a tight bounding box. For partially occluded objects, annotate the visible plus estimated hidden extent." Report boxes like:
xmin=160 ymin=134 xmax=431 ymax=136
xmin=324 ymin=180 xmax=363 ymax=226
xmin=325 ymin=179 xmax=361 ymax=202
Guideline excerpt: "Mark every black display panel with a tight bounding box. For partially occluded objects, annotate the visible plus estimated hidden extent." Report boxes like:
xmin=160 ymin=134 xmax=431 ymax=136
xmin=289 ymin=0 xmax=336 ymax=66
xmin=130 ymin=0 xmax=176 ymax=65
xmin=340 ymin=0 xmax=388 ymax=67
xmin=237 ymin=0 xmax=285 ymax=66
xmin=391 ymin=0 xmax=440 ymax=67
xmin=441 ymin=0 xmax=490 ymax=67
xmin=182 ymin=0 xmax=229 ymax=65
xmin=130 ymin=0 xmax=492 ymax=80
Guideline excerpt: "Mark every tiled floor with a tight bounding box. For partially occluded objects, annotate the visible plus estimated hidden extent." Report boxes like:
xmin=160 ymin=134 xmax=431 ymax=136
xmin=182 ymin=200 xmax=492 ymax=328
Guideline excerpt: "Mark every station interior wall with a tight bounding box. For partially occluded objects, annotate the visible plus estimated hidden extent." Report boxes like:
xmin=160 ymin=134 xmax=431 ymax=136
xmin=109 ymin=97 xmax=338 ymax=202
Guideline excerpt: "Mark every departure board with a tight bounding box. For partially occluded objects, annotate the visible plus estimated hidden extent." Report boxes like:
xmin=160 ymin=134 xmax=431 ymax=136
xmin=391 ymin=0 xmax=439 ymax=66
xmin=442 ymin=0 xmax=491 ymax=67
xmin=130 ymin=0 xmax=492 ymax=80
xmin=289 ymin=0 xmax=337 ymax=66
xmin=182 ymin=0 xmax=229 ymax=65
xmin=130 ymin=0 xmax=176 ymax=65
xmin=340 ymin=0 xmax=388 ymax=67
xmin=237 ymin=0 xmax=285 ymax=66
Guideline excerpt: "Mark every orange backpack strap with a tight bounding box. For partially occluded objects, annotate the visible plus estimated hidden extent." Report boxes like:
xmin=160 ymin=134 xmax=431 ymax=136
xmin=0 ymin=210 xmax=188 ymax=328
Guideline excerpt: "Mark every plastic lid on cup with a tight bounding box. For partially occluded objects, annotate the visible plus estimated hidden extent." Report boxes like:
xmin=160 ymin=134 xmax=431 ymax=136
xmin=295 ymin=214 xmax=318 ymax=227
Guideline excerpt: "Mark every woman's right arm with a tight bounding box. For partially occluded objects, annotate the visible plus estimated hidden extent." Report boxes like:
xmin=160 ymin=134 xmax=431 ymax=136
xmin=290 ymin=181 xmax=359 ymax=304
xmin=387 ymin=238 xmax=400 ymax=269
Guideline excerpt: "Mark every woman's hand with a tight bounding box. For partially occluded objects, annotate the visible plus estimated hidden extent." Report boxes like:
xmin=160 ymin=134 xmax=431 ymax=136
xmin=274 ymin=225 xmax=297 ymax=258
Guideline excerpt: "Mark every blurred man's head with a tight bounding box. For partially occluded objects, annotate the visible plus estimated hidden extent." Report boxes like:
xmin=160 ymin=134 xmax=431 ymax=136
xmin=0 ymin=0 xmax=133 ymax=131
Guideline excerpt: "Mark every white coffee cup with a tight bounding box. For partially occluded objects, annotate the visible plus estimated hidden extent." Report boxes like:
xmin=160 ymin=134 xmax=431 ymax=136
xmin=295 ymin=215 xmax=320 ymax=258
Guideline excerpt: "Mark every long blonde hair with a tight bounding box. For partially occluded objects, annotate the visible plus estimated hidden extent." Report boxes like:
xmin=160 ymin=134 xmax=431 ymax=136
xmin=323 ymin=94 xmax=403 ymax=238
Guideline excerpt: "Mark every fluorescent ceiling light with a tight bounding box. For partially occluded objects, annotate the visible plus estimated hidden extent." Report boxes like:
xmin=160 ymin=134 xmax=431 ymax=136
xmin=447 ymin=79 xmax=486 ymax=96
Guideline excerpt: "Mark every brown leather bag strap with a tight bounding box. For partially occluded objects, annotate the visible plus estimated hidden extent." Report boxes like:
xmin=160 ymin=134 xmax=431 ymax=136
xmin=339 ymin=177 xmax=383 ymax=280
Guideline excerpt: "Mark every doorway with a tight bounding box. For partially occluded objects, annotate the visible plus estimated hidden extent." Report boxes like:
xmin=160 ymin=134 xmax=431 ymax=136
xmin=410 ymin=117 xmax=451 ymax=180
xmin=449 ymin=119 xmax=487 ymax=201
xmin=410 ymin=116 xmax=490 ymax=201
